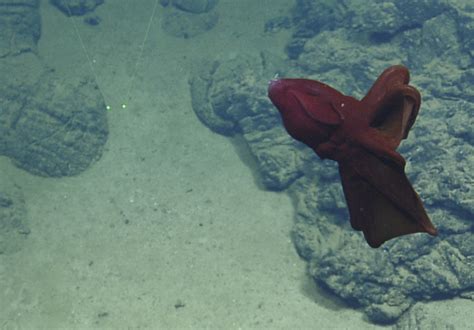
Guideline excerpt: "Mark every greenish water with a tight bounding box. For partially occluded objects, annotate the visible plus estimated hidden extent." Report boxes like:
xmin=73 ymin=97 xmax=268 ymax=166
xmin=0 ymin=0 xmax=472 ymax=329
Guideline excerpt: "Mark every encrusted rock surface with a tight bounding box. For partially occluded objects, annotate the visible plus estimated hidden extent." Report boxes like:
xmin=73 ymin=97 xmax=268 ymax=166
xmin=189 ymin=52 xmax=309 ymax=190
xmin=189 ymin=0 xmax=474 ymax=324
xmin=50 ymin=0 xmax=104 ymax=16
xmin=161 ymin=0 xmax=218 ymax=14
xmin=393 ymin=300 xmax=472 ymax=329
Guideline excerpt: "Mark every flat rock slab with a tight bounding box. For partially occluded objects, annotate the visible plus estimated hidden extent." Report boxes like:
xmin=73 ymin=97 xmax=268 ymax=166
xmin=0 ymin=55 xmax=108 ymax=177
xmin=0 ymin=0 xmax=108 ymax=177
xmin=0 ymin=0 xmax=40 ymax=58
xmin=161 ymin=0 xmax=219 ymax=38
